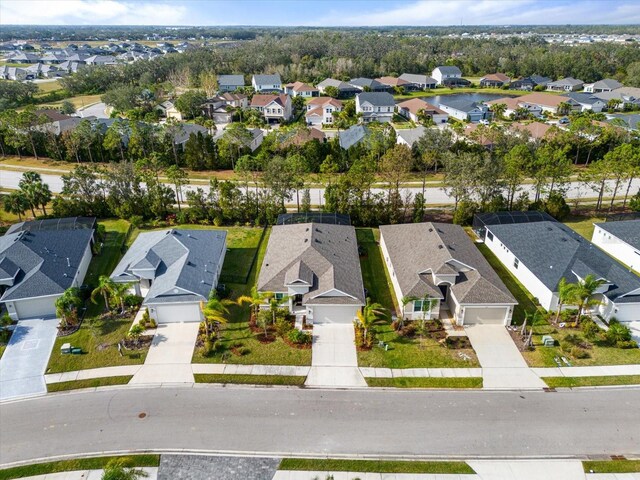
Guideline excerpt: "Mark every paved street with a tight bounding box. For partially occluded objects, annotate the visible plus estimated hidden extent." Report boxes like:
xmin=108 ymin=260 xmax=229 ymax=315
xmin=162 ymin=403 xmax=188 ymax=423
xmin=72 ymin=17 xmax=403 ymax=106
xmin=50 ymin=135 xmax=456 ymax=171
xmin=1 ymin=386 xmax=639 ymax=465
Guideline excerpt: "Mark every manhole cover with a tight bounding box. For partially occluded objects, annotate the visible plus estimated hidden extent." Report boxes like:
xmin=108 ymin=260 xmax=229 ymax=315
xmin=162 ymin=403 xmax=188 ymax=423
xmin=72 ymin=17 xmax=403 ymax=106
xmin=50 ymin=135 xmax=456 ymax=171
xmin=138 ymin=412 xmax=147 ymax=419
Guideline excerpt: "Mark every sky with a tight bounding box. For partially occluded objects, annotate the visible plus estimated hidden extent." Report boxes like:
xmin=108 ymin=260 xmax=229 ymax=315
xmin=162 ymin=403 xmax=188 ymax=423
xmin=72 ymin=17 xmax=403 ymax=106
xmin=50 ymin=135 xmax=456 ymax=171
xmin=1 ymin=0 xmax=639 ymax=27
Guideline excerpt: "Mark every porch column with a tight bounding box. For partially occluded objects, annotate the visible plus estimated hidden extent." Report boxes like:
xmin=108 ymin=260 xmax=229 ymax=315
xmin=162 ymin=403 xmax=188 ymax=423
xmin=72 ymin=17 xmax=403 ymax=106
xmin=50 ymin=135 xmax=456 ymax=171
xmin=134 ymin=282 xmax=142 ymax=297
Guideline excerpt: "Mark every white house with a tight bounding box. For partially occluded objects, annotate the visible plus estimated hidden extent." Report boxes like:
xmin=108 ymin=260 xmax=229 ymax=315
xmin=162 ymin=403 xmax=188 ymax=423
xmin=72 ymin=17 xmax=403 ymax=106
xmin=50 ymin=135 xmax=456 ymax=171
xmin=592 ymin=220 xmax=640 ymax=272
xmin=0 ymin=218 xmax=95 ymax=320
xmin=250 ymin=94 xmax=293 ymax=122
xmin=546 ymin=77 xmax=584 ymax=92
xmin=156 ymin=100 xmax=183 ymax=121
xmin=438 ymin=99 xmax=490 ymax=122
xmin=257 ymin=223 xmax=365 ymax=324
xmin=484 ymin=220 xmax=640 ymax=323
xmin=584 ymin=78 xmax=623 ymax=93
xmin=110 ymin=229 xmax=227 ymax=324
xmin=431 ymin=66 xmax=462 ymax=86
xmin=305 ymin=97 xmax=343 ymax=126
xmin=251 ymin=74 xmax=282 ymax=92
xmin=563 ymin=92 xmax=607 ymax=113
xmin=285 ymin=81 xmax=318 ymax=98
xmin=355 ymin=92 xmax=395 ymax=123
xmin=380 ymin=223 xmax=517 ymax=325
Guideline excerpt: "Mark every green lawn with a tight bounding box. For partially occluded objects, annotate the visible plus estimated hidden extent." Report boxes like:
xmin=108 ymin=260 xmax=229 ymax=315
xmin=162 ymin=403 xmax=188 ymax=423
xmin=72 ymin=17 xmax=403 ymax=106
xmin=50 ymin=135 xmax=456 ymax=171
xmin=0 ymin=455 xmax=160 ymax=480
xmin=47 ymin=375 xmax=133 ymax=392
xmin=544 ymin=375 xmax=640 ymax=388
xmin=36 ymin=80 xmax=63 ymax=94
xmin=563 ymin=214 xmax=605 ymax=240
xmin=0 ymin=345 xmax=5 ymax=359
xmin=194 ymin=374 xmax=306 ymax=385
xmin=356 ymin=228 xmax=398 ymax=313
xmin=393 ymin=87 xmax=532 ymax=100
xmin=583 ymin=460 xmax=640 ymax=473
xmin=85 ymin=219 xmax=130 ymax=286
xmin=366 ymin=377 xmax=482 ymax=388
xmin=279 ymin=458 xmax=475 ymax=474
xmin=192 ymin=228 xmax=312 ymax=366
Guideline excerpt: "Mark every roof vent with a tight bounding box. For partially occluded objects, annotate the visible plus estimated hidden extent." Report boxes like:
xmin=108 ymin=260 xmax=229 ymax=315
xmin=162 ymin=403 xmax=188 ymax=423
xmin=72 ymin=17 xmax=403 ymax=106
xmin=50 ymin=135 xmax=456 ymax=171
xmin=67 ymin=257 xmax=71 ymax=267
xmin=315 ymin=239 xmax=321 ymax=244
xmin=304 ymin=238 xmax=308 ymax=242
xmin=428 ymin=228 xmax=433 ymax=232
xmin=438 ymin=244 xmax=444 ymax=249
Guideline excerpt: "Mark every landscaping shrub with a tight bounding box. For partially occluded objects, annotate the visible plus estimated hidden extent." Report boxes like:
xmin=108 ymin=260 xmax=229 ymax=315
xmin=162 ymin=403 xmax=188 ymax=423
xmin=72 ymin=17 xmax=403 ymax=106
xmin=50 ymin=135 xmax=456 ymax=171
xmin=581 ymin=319 xmax=601 ymax=340
xmin=616 ymin=340 xmax=638 ymax=349
xmin=124 ymin=294 xmax=143 ymax=309
xmin=570 ymin=346 xmax=590 ymax=359
xmin=203 ymin=338 xmax=218 ymax=356
xmin=275 ymin=318 xmax=294 ymax=337
xmin=605 ymin=320 xmax=632 ymax=346
xmin=287 ymin=329 xmax=312 ymax=345
xmin=238 ymin=347 xmax=251 ymax=356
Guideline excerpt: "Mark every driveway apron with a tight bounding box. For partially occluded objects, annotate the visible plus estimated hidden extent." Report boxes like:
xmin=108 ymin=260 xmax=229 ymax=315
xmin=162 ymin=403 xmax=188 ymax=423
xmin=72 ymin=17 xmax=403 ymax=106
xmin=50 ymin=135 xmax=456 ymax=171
xmin=130 ymin=322 xmax=200 ymax=384
xmin=0 ymin=317 xmax=58 ymax=401
xmin=305 ymin=322 xmax=366 ymax=388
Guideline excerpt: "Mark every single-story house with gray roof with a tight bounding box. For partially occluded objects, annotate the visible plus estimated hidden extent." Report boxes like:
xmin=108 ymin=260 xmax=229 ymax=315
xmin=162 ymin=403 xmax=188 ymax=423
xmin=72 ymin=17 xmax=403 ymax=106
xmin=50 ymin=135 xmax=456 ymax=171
xmin=110 ymin=228 xmax=227 ymax=323
xmin=257 ymin=223 xmax=365 ymax=324
xmin=0 ymin=220 xmax=95 ymax=320
xmin=592 ymin=220 xmax=640 ymax=273
xmin=380 ymin=223 xmax=516 ymax=325
xmin=484 ymin=221 xmax=640 ymax=323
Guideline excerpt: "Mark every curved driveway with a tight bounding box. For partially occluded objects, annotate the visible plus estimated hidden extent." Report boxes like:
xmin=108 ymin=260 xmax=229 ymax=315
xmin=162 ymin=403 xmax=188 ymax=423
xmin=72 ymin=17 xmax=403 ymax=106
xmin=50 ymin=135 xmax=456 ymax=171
xmin=1 ymin=386 xmax=639 ymax=466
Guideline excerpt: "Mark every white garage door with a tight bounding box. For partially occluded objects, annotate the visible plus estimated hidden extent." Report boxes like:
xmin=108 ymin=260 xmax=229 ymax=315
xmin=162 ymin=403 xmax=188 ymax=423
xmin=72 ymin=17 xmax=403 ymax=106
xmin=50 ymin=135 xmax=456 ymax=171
xmin=14 ymin=296 xmax=58 ymax=319
xmin=463 ymin=306 xmax=508 ymax=325
xmin=311 ymin=305 xmax=359 ymax=324
xmin=154 ymin=303 xmax=202 ymax=323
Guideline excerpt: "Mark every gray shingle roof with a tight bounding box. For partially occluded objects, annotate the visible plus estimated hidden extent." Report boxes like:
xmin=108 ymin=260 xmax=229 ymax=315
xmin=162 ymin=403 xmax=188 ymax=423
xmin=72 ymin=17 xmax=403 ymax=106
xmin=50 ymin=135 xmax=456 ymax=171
xmin=338 ymin=124 xmax=369 ymax=150
xmin=0 ymin=228 xmax=94 ymax=301
xmin=399 ymin=73 xmax=437 ymax=85
xmin=563 ymin=92 xmax=605 ymax=105
xmin=487 ymin=221 xmax=640 ymax=302
xmin=253 ymin=74 xmax=281 ymax=85
xmin=595 ymin=220 xmax=640 ymax=250
xmin=548 ymin=77 xmax=584 ymax=87
xmin=356 ymin=92 xmax=395 ymax=107
xmin=591 ymin=78 xmax=623 ymax=90
xmin=257 ymin=223 xmax=365 ymax=306
xmin=111 ymin=229 xmax=227 ymax=305
xmin=218 ymin=74 xmax=245 ymax=86
xmin=396 ymin=126 xmax=427 ymax=147
xmin=349 ymin=78 xmax=385 ymax=89
xmin=439 ymin=99 xmax=484 ymax=113
xmin=434 ymin=66 xmax=462 ymax=75
xmin=380 ymin=223 xmax=516 ymax=305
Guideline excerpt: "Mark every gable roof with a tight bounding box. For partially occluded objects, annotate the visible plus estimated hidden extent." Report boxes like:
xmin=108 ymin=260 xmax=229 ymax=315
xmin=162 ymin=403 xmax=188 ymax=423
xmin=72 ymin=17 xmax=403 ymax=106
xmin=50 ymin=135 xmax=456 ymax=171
xmin=317 ymin=78 xmax=358 ymax=91
xmin=286 ymin=81 xmax=318 ymax=93
xmin=250 ymin=94 xmax=290 ymax=108
xmin=399 ymin=73 xmax=437 ymax=85
xmin=548 ymin=77 xmax=584 ymax=87
xmin=380 ymin=223 xmax=516 ymax=305
xmin=0 ymin=227 xmax=94 ymax=302
xmin=396 ymin=126 xmax=427 ymax=147
xmin=487 ymin=221 xmax=640 ymax=302
xmin=595 ymin=220 xmax=640 ymax=250
xmin=257 ymin=223 xmax=364 ymax=306
xmin=376 ymin=76 xmax=410 ymax=87
xmin=590 ymin=78 xmax=623 ymax=90
xmin=433 ymin=66 xmax=462 ymax=75
xmin=481 ymin=73 xmax=510 ymax=83
xmin=397 ymin=98 xmax=445 ymax=116
xmin=338 ymin=124 xmax=370 ymax=150
xmin=439 ymin=98 xmax=486 ymax=113
xmin=510 ymin=121 xmax=553 ymax=140
xmin=516 ymin=92 xmax=579 ymax=108
xmin=279 ymin=127 xmax=325 ymax=147
xmin=563 ymin=92 xmax=606 ymax=105
xmin=218 ymin=74 xmax=245 ymax=86
xmin=110 ymin=229 xmax=227 ymax=304
xmin=252 ymin=73 xmax=281 ymax=85
xmin=349 ymin=77 xmax=386 ymax=89
xmin=356 ymin=91 xmax=395 ymax=107
xmin=307 ymin=96 xmax=343 ymax=109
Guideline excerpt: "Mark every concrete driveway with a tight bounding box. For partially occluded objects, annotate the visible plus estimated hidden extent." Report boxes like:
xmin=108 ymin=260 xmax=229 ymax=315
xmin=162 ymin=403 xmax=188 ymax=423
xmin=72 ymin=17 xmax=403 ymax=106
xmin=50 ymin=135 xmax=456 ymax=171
xmin=129 ymin=322 xmax=200 ymax=385
xmin=305 ymin=322 xmax=366 ymax=388
xmin=0 ymin=317 xmax=58 ymax=401
xmin=465 ymin=325 xmax=546 ymax=390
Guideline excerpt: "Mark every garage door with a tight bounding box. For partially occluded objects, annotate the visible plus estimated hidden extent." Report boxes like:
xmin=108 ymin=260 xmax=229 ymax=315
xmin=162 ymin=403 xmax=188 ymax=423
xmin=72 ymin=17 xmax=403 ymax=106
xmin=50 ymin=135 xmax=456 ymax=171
xmin=463 ymin=306 xmax=508 ymax=325
xmin=153 ymin=303 xmax=202 ymax=323
xmin=14 ymin=296 xmax=58 ymax=320
xmin=310 ymin=305 xmax=359 ymax=324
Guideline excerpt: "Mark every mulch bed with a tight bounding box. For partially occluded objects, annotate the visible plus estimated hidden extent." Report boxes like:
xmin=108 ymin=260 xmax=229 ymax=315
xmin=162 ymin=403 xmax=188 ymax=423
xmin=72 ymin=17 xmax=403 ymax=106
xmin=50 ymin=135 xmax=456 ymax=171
xmin=256 ymin=332 xmax=277 ymax=343
xmin=508 ymin=327 xmax=534 ymax=352
xmin=445 ymin=336 xmax=472 ymax=349
xmin=283 ymin=336 xmax=312 ymax=349
xmin=57 ymin=319 xmax=84 ymax=337
xmin=121 ymin=335 xmax=153 ymax=350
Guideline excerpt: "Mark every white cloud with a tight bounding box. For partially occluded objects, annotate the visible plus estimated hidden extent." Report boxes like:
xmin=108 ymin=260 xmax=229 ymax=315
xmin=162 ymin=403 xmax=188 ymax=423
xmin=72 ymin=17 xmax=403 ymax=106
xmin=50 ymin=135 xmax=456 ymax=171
xmin=315 ymin=0 xmax=640 ymax=26
xmin=0 ymin=0 xmax=189 ymax=25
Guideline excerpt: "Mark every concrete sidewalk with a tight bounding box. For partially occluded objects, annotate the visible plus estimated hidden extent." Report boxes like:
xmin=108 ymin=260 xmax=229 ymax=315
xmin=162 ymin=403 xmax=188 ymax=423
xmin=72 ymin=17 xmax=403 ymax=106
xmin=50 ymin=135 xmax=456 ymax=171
xmin=360 ymin=367 xmax=482 ymax=378
xmin=468 ymin=459 xmax=585 ymax=480
xmin=532 ymin=364 xmax=640 ymax=377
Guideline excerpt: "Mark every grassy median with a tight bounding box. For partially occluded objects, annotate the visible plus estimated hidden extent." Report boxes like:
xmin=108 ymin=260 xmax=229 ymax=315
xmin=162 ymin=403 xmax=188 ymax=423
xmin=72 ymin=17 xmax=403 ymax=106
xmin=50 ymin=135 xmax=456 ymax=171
xmin=583 ymin=459 xmax=640 ymax=473
xmin=366 ymin=377 xmax=482 ymax=388
xmin=279 ymin=458 xmax=475 ymax=474
xmin=47 ymin=376 xmax=133 ymax=392
xmin=194 ymin=374 xmax=306 ymax=386
xmin=543 ymin=375 xmax=640 ymax=388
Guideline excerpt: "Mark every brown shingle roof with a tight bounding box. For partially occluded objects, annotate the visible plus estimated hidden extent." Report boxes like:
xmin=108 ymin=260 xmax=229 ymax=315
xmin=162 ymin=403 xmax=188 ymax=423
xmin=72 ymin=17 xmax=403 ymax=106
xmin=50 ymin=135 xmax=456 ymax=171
xmin=251 ymin=94 xmax=289 ymax=108
xmin=481 ymin=73 xmax=510 ymax=83
xmin=396 ymin=98 xmax=444 ymax=115
xmin=307 ymin=96 xmax=343 ymax=108
xmin=516 ymin=92 xmax=574 ymax=108
xmin=376 ymin=76 xmax=410 ymax=87
xmin=511 ymin=121 xmax=552 ymax=140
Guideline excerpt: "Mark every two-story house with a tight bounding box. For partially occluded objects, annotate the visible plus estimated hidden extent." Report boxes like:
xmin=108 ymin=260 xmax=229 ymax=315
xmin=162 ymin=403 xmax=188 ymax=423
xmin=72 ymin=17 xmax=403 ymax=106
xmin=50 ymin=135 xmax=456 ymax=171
xmin=250 ymin=93 xmax=292 ymax=122
xmin=431 ymin=66 xmax=462 ymax=86
xmin=305 ymin=97 xmax=343 ymax=126
xmin=251 ymin=74 xmax=282 ymax=93
xmin=355 ymin=92 xmax=395 ymax=123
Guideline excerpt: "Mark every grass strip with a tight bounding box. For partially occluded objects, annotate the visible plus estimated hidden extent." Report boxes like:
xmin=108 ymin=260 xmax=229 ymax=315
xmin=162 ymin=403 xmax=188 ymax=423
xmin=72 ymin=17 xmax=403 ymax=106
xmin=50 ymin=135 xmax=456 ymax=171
xmin=583 ymin=460 xmax=640 ymax=473
xmin=0 ymin=455 xmax=159 ymax=480
xmin=543 ymin=375 xmax=640 ymax=388
xmin=366 ymin=377 xmax=482 ymax=388
xmin=279 ymin=458 xmax=475 ymax=474
xmin=47 ymin=376 xmax=133 ymax=392
xmin=194 ymin=374 xmax=306 ymax=386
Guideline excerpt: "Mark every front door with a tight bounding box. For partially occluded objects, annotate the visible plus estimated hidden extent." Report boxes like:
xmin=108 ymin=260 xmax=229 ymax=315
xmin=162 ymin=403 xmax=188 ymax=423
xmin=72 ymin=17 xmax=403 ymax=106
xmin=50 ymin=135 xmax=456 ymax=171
xmin=294 ymin=294 xmax=303 ymax=306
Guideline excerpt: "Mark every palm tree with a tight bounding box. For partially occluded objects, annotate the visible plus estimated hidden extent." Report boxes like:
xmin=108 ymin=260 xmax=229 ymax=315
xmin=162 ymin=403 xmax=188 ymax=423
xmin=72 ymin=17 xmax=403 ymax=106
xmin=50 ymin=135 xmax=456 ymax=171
xmin=268 ymin=295 xmax=289 ymax=323
xmin=557 ymin=102 xmax=572 ymax=116
xmin=573 ymin=274 xmax=605 ymax=322
xmin=55 ymin=287 xmax=82 ymax=328
xmin=355 ymin=298 xmax=387 ymax=346
xmin=91 ymin=275 xmax=116 ymax=312
xmin=489 ymin=102 xmax=507 ymax=121
xmin=237 ymin=287 xmax=273 ymax=320
xmin=200 ymin=296 xmax=235 ymax=334
xmin=111 ymin=282 xmax=133 ymax=313
xmin=554 ymin=277 xmax=576 ymax=323
xmin=2 ymin=191 xmax=29 ymax=221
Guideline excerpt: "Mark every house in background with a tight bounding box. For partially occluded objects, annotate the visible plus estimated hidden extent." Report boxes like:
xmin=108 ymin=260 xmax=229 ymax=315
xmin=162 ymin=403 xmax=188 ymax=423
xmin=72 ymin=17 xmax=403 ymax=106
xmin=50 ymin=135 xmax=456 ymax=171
xmin=485 ymin=97 xmax=542 ymax=118
xmin=546 ymin=77 xmax=584 ymax=92
xmin=515 ymin=92 xmax=581 ymax=115
xmin=438 ymin=99 xmax=490 ymax=122
xmin=156 ymin=100 xmax=182 ymax=121
xmin=200 ymin=97 xmax=233 ymax=124
xmin=431 ymin=66 xmax=462 ymax=85
xmin=338 ymin=124 xmax=370 ymax=150
xmin=396 ymin=98 xmax=448 ymax=124
xmin=316 ymin=78 xmax=360 ymax=97
xmin=217 ymin=74 xmax=245 ymax=93
xmin=483 ymin=220 xmax=640 ymax=323
xmin=219 ymin=92 xmax=248 ymax=109
xmin=250 ymin=93 xmax=292 ymax=122
xmin=563 ymin=92 xmax=607 ymax=113
xmin=480 ymin=73 xmax=510 ymax=88
xmin=584 ymin=78 xmax=623 ymax=93
xmin=285 ymin=81 xmax=318 ymax=98
xmin=251 ymin=74 xmax=282 ymax=92
xmin=355 ymin=92 xmax=395 ymax=123
xmin=509 ymin=121 xmax=553 ymax=141
xmin=376 ymin=76 xmax=412 ymax=91
xmin=305 ymin=97 xmax=343 ymax=126
xmin=0 ymin=217 xmax=95 ymax=320
xmin=380 ymin=223 xmax=517 ymax=325
xmin=592 ymin=220 xmax=640 ymax=273
xmin=396 ymin=126 xmax=427 ymax=148
xmin=257 ymin=223 xmax=365 ymax=324
xmin=509 ymin=75 xmax=552 ymax=91
xmin=398 ymin=73 xmax=437 ymax=90
xmin=349 ymin=77 xmax=390 ymax=92
xmin=110 ymin=229 xmax=227 ymax=324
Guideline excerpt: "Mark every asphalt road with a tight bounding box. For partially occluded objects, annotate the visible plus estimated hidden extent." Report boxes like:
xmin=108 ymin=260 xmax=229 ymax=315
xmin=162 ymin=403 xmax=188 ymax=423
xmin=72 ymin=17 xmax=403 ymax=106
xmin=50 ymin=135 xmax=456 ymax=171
xmin=1 ymin=169 xmax=638 ymax=207
xmin=1 ymin=386 xmax=639 ymax=465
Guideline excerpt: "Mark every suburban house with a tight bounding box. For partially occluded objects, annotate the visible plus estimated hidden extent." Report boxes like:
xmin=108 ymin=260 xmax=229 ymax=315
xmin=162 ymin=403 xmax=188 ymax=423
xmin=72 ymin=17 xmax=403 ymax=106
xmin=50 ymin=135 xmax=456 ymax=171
xmin=515 ymin=92 xmax=581 ymax=115
xmin=348 ymin=77 xmax=390 ymax=92
xmin=546 ymin=77 xmax=584 ymax=92
xmin=480 ymin=73 xmax=510 ymax=88
xmin=110 ymin=229 xmax=227 ymax=324
xmin=380 ymin=223 xmax=517 ymax=325
xmin=483 ymin=220 xmax=640 ymax=323
xmin=284 ymin=81 xmax=319 ymax=98
xmin=593 ymin=86 xmax=640 ymax=110
xmin=431 ymin=66 xmax=462 ymax=86
xmin=305 ymin=97 xmax=343 ymax=126
xmin=438 ymin=99 xmax=490 ymax=122
xmin=485 ymin=97 xmax=542 ymax=118
xmin=592 ymin=220 xmax=640 ymax=272
xmin=398 ymin=73 xmax=437 ymax=90
xmin=217 ymin=74 xmax=245 ymax=93
xmin=156 ymin=100 xmax=182 ymax=120
xmin=509 ymin=75 xmax=552 ymax=91
xmin=251 ymin=74 xmax=282 ymax=92
xmin=355 ymin=92 xmax=395 ymax=123
xmin=396 ymin=126 xmax=427 ymax=147
xmin=200 ymin=97 xmax=233 ymax=124
xmin=510 ymin=121 xmax=553 ymax=141
xmin=584 ymin=78 xmax=623 ymax=93
xmin=34 ymin=109 xmax=84 ymax=135
xmin=256 ymin=223 xmax=365 ymax=324
xmin=338 ymin=125 xmax=370 ymax=150
xmin=0 ymin=217 xmax=95 ymax=320
xmin=316 ymin=78 xmax=360 ymax=97
xmin=279 ymin=127 xmax=326 ymax=148
xmin=219 ymin=92 xmax=248 ymax=108
xmin=396 ymin=98 xmax=448 ymax=124
xmin=563 ymin=92 xmax=607 ymax=112
xmin=376 ymin=76 xmax=412 ymax=91
xmin=250 ymin=94 xmax=293 ymax=122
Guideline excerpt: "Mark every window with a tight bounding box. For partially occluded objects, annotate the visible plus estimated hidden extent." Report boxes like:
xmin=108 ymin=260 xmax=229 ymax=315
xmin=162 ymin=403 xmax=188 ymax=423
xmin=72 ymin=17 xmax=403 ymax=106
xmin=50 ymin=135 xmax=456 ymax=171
xmin=275 ymin=293 xmax=284 ymax=301
xmin=487 ymin=231 xmax=494 ymax=241
xmin=413 ymin=300 xmax=423 ymax=312
xmin=514 ymin=258 xmax=520 ymax=269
